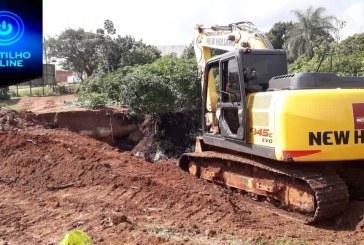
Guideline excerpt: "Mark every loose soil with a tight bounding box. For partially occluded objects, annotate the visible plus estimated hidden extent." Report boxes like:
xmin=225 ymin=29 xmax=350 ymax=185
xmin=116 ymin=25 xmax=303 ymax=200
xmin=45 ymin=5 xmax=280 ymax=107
xmin=1 ymin=96 xmax=364 ymax=244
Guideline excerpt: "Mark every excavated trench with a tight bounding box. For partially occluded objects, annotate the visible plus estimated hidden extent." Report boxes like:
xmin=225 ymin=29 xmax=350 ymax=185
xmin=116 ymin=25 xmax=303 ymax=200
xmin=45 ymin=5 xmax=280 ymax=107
xmin=36 ymin=109 xmax=200 ymax=161
xmin=36 ymin=109 xmax=143 ymax=150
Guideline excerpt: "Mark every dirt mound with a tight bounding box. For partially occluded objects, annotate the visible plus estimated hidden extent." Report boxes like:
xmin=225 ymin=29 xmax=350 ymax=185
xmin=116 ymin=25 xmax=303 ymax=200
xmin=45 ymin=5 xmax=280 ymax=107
xmin=0 ymin=108 xmax=42 ymax=131
xmin=0 ymin=130 xmax=117 ymax=189
xmin=0 ymin=114 xmax=252 ymax=244
xmin=1 ymin=109 xmax=364 ymax=244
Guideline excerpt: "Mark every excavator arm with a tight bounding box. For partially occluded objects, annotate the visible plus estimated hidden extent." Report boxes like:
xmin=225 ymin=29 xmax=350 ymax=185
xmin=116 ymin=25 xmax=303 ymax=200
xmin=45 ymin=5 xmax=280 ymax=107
xmin=194 ymin=21 xmax=273 ymax=72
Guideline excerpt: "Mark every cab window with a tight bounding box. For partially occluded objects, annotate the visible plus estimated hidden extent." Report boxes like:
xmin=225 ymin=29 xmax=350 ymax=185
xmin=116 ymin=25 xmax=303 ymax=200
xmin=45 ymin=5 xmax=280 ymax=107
xmin=221 ymin=58 xmax=241 ymax=103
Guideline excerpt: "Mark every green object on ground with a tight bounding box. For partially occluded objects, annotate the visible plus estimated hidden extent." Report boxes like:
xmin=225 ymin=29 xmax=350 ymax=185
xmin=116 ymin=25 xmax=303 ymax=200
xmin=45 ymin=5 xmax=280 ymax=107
xmin=59 ymin=229 xmax=92 ymax=245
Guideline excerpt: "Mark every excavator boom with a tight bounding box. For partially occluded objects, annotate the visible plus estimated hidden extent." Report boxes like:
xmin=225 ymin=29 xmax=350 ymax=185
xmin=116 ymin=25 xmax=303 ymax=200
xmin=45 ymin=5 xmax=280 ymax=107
xmin=194 ymin=22 xmax=273 ymax=72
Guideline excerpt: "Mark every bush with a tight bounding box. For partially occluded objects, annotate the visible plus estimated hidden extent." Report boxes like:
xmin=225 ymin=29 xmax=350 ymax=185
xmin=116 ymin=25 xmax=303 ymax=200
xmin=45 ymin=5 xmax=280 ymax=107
xmin=57 ymin=85 xmax=67 ymax=94
xmin=118 ymin=69 xmax=176 ymax=116
xmin=79 ymin=92 xmax=108 ymax=109
xmin=148 ymin=55 xmax=200 ymax=110
xmin=9 ymin=88 xmax=17 ymax=97
xmin=78 ymin=55 xmax=200 ymax=117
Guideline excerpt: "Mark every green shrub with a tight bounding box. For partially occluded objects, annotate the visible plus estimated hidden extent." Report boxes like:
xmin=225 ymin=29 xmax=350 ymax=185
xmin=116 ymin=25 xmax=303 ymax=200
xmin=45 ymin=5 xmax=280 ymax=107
xmin=9 ymin=88 xmax=17 ymax=97
xmin=78 ymin=55 xmax=200 ymax=117
xmin=118 ymin=69 xmax=176 ymax=116
xmin=79 ymin=92 xmax=108 ymax=109
xmin=58 ymin=85 xmax=68 ymax=94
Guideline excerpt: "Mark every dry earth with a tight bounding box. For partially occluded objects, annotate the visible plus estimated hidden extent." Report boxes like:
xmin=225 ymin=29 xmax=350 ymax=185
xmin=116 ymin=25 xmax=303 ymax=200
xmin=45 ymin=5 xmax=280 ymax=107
xmin=1 ymin=96 xmax=364 ymax=245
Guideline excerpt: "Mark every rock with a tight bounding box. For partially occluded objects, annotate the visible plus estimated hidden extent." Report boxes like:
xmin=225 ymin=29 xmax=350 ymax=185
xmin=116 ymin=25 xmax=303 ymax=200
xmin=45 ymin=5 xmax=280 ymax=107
xmin=46 ymin=198 xmax=61 ymax=208
xmin=94 ymin=237 xmax=104 ymax=243
xmin=205 ymin=229 xmax=216 ymax=237
xmin=110 ymin=214 xmax=129 ymax=226
xmin=152 ymin=150 xmax=167 ymax=162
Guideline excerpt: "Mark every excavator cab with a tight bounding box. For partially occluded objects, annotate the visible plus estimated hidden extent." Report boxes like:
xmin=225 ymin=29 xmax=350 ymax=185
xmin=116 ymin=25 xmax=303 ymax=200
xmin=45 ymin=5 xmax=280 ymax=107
xmin=202 ymin=48 xmax=287 ymax=142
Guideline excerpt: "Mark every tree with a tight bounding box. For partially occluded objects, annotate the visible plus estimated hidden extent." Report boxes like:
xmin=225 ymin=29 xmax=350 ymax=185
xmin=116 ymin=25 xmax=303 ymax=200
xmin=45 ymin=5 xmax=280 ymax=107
xmin=285 ymin=6 xmax=337 ymax=60
xmin=96 ymin=20 xmax=119 ymax=73
xmin=288 ymin=33 xmax=364 ymax=76
xmin=266 ymin=22 xmax=294 ymax=49
xmin=49 ymin=20 xmax=161 ymax=77
xmin=103 ymin=19 xmax=116 ymax=35
xmin=339 ymin=33 xmax=364 ymax=55
xmin=120 ymin=39 xmax=161 ymax=67
xmin=97 ymin=20 xmax=161 ymax=72
xmin=333 ymin=19 xmax=346 ymax=43
xmin=181 ymin=42 xmax=195 ymax=59
xmin=48 ymin=28 xmax=103 ymax=80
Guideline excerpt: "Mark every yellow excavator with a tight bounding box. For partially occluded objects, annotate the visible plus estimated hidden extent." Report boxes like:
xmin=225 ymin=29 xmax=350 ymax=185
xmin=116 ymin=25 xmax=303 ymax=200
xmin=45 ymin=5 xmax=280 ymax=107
xmin=179 ymin=22 xmax=364 ymax=224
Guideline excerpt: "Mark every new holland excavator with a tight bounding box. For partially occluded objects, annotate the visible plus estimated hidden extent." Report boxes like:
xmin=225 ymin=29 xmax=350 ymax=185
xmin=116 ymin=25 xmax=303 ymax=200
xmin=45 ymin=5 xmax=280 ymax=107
xmin=179 ymin=21 xmax=364 ymax=224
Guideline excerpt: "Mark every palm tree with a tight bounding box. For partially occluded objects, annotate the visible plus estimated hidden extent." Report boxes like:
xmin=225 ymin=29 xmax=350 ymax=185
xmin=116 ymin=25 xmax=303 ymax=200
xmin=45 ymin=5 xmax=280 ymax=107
xmin=285 ymin=6 xmax=337 ymax=60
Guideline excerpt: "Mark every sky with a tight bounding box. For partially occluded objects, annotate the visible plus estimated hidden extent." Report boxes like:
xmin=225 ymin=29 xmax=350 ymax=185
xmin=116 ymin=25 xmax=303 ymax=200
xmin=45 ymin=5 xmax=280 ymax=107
xmin=43 ymin=0 xmax=364 ymax=46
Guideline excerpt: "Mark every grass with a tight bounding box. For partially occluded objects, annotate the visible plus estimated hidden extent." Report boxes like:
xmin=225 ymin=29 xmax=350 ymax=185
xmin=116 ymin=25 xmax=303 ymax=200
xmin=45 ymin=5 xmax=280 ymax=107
xmin=147 ymin=226 xmax=175 ymax=239
xmin=0 ymin=102 xmax=22 ymax=111
xmin=9 ymin=86 xmax=56 ymax=97
xmin=144 ymin=225 xmax=197 ymax=243
xmin=243 ymin=235 xmax=309 ymax=245
xmin=144 ymin=224 xmax=309 ymax=245
xmin=8 ymin=84 xmax=79 ymax=98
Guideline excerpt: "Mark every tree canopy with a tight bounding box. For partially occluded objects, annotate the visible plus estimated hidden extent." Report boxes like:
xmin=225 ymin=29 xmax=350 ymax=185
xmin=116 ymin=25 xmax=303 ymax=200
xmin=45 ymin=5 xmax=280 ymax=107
xmin=266 ymin=21 xmax=294 ymax=49
xmin=288 ymin=33 xmax=364 ymax=76
xmin=339 ymin=33 xmax=364 ymax=55
xmin=47 ymin=20 xmax=161 ymax=78
xmin=181 ymin=42 xmax=195 ymax=59
xmin=285 ymin=6 xmax=337 ymax=60
xmin=48 ymin=28 xmax=102 ymax=80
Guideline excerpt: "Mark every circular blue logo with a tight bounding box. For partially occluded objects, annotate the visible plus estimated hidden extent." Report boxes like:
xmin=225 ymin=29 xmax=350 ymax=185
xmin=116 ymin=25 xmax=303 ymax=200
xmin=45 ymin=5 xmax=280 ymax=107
xmin=0 ymin=11 xmax=25 ymax=46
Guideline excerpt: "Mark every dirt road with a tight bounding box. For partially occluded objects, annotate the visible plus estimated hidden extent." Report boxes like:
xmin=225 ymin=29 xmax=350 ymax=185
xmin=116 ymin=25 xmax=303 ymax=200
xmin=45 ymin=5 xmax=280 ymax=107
xmin=1 ymin=99 xmax=364 ymax=244
xmin=15 ymin=94 xmax=80 ymax=113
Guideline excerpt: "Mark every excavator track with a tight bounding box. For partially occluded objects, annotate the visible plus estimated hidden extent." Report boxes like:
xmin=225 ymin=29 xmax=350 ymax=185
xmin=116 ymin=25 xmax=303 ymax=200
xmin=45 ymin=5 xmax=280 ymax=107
xmin=179 ymin=151 xmax=349 ymax=224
